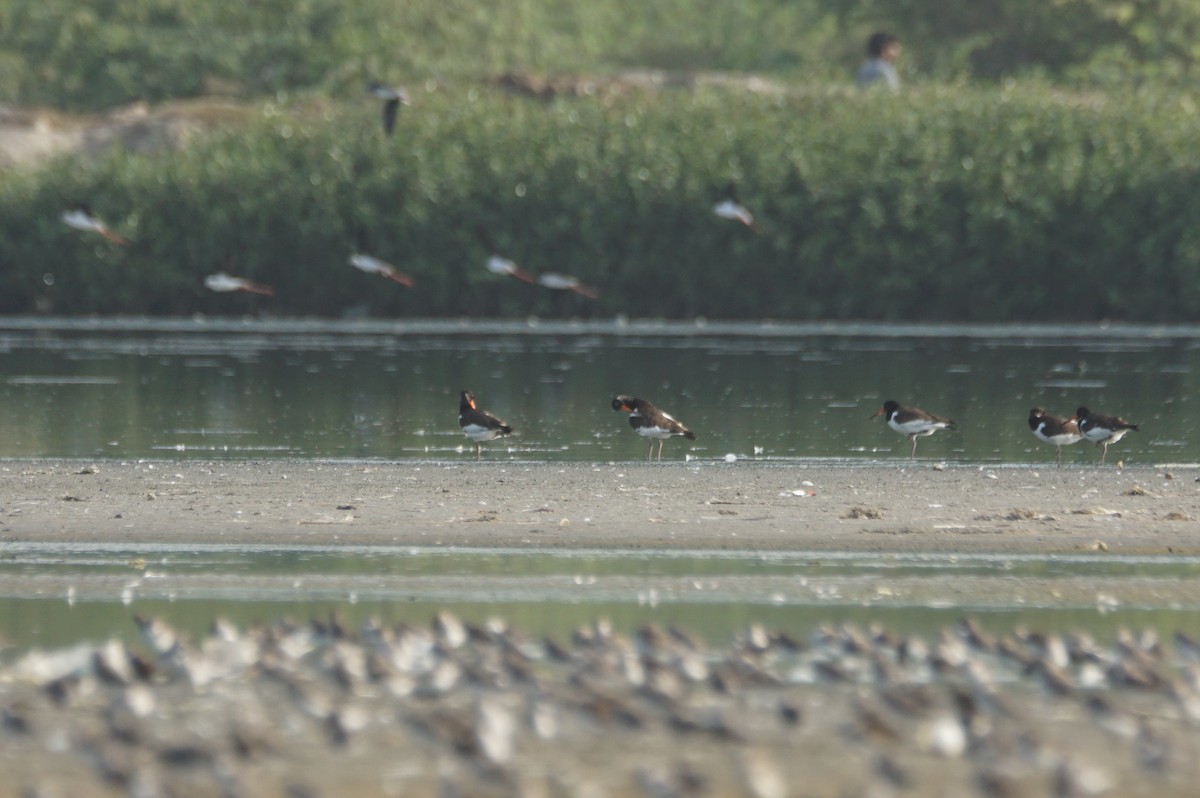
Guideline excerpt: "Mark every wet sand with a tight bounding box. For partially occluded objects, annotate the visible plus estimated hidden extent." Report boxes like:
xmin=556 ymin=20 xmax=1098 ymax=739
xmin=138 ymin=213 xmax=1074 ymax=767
xmin=2 ymin=459 xmax=1197 ymax=554
xmin=4 ymin=459 xmax=1200 ymax=797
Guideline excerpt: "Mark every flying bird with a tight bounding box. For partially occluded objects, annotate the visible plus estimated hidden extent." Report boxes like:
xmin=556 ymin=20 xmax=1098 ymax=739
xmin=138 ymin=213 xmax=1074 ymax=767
xmin=712 ymin=182 xmax=760 ymax=232
xmin=612 ymin=395 xmax=696 ymax=461
xmin=871 ymin=400 xmax=956 ymax=459
xmin=477 ymin=233 xmax=536 ymax=284
xmin=61 ymin=206 xmax=127 ymax=245
xmin=203 ymin=272 xmax=274 ymax=297
xmin=349 ymin=253 xmax=414 ymax=287
xmin=537 ymin=272 xmax=600 ymax=299
xmin=458 ymin=390 xmax=514 ymax=459
xmin=1074 ymin=406 xmax=1139 ymax=465
xmin=367 ymin=82 xmax=410 ymax=137
xmin=1028 ymin=407 xmax=1082 ymax=466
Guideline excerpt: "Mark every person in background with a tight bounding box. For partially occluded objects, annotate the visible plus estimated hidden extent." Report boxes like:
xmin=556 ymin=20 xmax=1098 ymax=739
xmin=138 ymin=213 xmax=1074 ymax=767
xmin=856 ymin=32 xmax=901 ymax=91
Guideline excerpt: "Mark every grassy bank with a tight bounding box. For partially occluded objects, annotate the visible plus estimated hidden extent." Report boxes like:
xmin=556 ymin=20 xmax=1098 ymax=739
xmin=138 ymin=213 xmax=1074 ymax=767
xmin=3 ymin=84 xmax=1199 ymax=321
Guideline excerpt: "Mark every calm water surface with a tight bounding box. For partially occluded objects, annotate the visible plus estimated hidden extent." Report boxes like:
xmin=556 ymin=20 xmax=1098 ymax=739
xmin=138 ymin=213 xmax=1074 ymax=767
xmin=0 ymin=318 xmax=1196 ymax=463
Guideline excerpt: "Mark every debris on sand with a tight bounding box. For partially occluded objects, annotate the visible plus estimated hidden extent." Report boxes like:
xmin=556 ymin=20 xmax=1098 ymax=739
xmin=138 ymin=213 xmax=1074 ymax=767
xmin=844 ymin=506 xmax=884 ymax=520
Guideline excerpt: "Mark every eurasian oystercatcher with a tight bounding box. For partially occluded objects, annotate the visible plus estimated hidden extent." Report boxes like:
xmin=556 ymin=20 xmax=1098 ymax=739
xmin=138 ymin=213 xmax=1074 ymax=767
xmin=871 ymin=400 xmax=956 ymax=459
xmin=349 ymin=253 xmax=414 ymax=287
xmin=1074 ymin=406 xmax=1139 ymax=465
xmin=1028 ymin=407 xmax=1082 ymax=466
xmin=477 ymin=232 xmax=536 ymax=284
xmin=203 ymin=272 xmax=274 ymax=296
xmin=459 ymin=390 xmax=514 ymax=459
xmin=366 ymin=82 xmax=410 ymax=137
xmin=612 ymin=395 xmax=696 ymax=461
xmin=61 ymin=206 xmax=127 ymax=246
xmin=712 ymin=182 xmax=760 ymax=233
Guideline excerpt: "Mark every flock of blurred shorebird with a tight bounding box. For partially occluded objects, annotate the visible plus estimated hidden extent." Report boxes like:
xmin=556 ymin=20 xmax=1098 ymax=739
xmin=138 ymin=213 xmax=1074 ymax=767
xmin=59 ymin=83 xmax=763 ymax=306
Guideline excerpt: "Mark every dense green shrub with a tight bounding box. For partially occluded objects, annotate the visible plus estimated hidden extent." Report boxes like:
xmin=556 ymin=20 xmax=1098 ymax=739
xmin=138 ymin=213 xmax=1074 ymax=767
xmin=2 ymin=0 xmax=1199 ymax=111
xmin=2 ymin=84 xmax=1199 ymax=321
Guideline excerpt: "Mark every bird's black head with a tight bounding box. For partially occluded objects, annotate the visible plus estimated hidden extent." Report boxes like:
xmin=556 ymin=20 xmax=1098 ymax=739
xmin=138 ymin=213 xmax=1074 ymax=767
xmin=612 ymin=395 xmax=637 ymax=413
xmin=460 ymin=391 xmax=476 ymax=411
xmin=871 ymin=399 xmax=900 ymax=419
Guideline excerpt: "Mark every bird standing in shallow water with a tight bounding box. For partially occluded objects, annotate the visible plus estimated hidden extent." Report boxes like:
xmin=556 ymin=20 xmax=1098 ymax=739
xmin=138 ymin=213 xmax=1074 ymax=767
xmin=1028 ymin=407 xmax=1082 ymax=466
xmin=458 ymin=390 xmax=514 ymax=460
xmin=871 ymin=400 xmax=956 ymax=459
xmin=1074 ymin=406 xmax=1139 ymax=465
xmin=612 ymin=395 xmax=696 ymax=461
xmin=367 ymin=82 xmax=409 ymax=137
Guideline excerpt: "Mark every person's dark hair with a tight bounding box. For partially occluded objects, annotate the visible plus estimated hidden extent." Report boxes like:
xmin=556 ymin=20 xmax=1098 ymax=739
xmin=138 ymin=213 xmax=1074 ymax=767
xmin=867 ymin=32 xmax=899 ymax=58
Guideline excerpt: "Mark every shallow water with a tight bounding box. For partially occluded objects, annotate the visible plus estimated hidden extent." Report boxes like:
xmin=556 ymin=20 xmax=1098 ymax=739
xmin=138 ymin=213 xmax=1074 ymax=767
xmin=0 ymin=318 xmax=1195 ymax=463
xmin=2 ymin=543 xmax=1199 ymax=656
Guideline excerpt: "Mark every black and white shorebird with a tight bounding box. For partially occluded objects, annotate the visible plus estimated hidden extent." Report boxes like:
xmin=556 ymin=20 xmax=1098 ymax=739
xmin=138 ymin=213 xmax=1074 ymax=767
xmin=712 ymin=182 xmax=760 ymax=233
xmin=871 ymin=400 xmax=956 ymax=459
xmin=477 ymin=232 xmax=536 ymax=284
xmin=612 ymin=395 xmax=696 ymax=461
xmin=203 ymin=272 xmax=274 ymax=296
xmin=349 ymin=253 xmax=414 ymax=287
xmin=366 ymin=82 xmax=410 ymax=137
xmin=458 ymin=390 xmax=514 ymax=459
xmin=1074 ymin=406 xmax=1139 ymax=465
xmin=1028 ymin=407 xmax=1082 ymax=466
xmin=61 ymin=206 xmax=127 ymax=245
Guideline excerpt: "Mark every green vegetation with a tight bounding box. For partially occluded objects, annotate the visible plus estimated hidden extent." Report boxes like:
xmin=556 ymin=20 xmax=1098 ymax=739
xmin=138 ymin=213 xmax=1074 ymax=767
xmin=2 ymin=0 xmax=1199 ymax=320
xmin=3 ymin=84 xmax=1200 ymax=321
xmin=3 ymin=0 xmax=1199 ymax=109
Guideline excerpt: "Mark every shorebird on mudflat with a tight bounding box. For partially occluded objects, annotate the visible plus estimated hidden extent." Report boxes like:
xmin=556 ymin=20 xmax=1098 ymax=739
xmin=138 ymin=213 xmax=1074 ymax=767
xmin=712 ymin=182 xmax=760 ymax=233
xmin=477 ymin=233 xmax=536 ymax=284
xmin=1028 ymin=407 xmax=1082 ymax=466
xmin=871 ymin=400 xmax=956 ymax=460
xmin=458 ymin=390 xmax=514 ymax=460
xmin=61 ymin=206 xmax=127 ymax=245
xmin=349 ymin=253 xmax=414 ymax=287
xmin=366 ymin=82 xmax=410 ymax=137
xmin=536 ymin=272 xmax=600 ymax=299
xmin=612 ymin=395 xmax=696 ymax=461
xmin=1074 ymin=406 xmax=1139 ymax=465
xmin=203 ymin=272 xmax=274 ymax=296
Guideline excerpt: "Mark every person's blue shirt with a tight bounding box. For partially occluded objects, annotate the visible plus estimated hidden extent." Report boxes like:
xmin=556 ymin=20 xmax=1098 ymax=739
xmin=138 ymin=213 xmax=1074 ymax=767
xmin=856 ymin=58 xmax=899 ymax=91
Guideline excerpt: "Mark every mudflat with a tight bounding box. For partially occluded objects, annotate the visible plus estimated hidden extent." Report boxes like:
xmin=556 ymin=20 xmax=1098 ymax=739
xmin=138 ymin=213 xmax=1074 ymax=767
xmin=1 ymin=459 xmax=1196 ymax=554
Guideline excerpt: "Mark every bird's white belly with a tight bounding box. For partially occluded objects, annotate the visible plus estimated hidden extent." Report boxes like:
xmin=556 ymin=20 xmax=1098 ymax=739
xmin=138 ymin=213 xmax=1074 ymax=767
xmin=1085 ymin=426 xmax=1127 ymax=444
xmin=1034 ymin=424 xmax=1082 ymax=447
xmin=888 ymin=418 xmax=943 ymax=437
xmin=635 ymin=425 xmax=676 ymax=440
xmin=461 ymin=423 xmax=503 ymax=442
